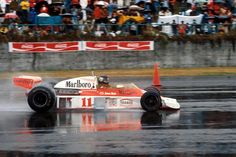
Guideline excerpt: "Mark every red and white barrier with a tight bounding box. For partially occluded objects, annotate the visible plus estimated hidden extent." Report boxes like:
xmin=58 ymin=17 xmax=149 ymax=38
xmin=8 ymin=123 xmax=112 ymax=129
xmin=9 ymin=41 xmax=154 ymax=53
xmin=8 ymin=42 xmax=81 ymax=53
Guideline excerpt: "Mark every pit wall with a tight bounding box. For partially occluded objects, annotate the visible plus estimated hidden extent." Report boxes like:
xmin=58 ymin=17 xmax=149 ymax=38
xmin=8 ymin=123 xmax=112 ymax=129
xmin=1 ymin=41 xmax=236 ymax=71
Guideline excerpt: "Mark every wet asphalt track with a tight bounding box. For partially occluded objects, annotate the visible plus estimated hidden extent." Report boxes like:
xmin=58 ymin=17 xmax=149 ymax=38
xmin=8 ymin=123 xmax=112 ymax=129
xmin=0 ymin=75 xmax=235 ymax=157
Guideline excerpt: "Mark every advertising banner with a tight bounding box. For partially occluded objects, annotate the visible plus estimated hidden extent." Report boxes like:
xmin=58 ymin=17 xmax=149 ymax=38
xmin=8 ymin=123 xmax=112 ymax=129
xmin=85 ymin=41 xmax=154 ymax=51
xmin=157 ymin=14 xmax=203 ymax=24
xmin=85 ymin=41 xmax=118 ymax=51
xmin=46 ymin=42 xmax=79 ymax=52
xmin=9 ymin=41 xmax=154 ymax=52
xmin=9 ymin=42 xmax=80 ymax=53
xmin=118 ymin=41 xmax=154 ymax=51
xmin=9 ymin=42 xmax=46 ymax=53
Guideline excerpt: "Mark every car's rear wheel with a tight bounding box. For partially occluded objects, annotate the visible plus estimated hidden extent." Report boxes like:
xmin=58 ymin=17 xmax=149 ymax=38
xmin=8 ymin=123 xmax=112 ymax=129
xmin=28 ymin=85 xmax=56 ymax=113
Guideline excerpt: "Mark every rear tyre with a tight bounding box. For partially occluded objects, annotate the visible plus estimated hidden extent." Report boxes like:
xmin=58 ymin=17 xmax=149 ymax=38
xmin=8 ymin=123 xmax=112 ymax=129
xmin=27 ymin=85 xmax=56 ymax=113
xmin=140 ymin=91 xmax=161 ymax=112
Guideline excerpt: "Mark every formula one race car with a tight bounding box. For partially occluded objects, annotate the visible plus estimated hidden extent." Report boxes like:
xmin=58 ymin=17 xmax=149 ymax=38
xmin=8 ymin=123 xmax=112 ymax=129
xmin=13 ymin=67 xmax=180 ymax=113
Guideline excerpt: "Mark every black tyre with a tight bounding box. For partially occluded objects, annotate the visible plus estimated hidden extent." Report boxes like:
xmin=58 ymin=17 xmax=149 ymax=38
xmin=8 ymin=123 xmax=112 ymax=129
xmin=27 ymin=85 xmax=56 ymax=113
xmin=140 ymin=91 xmax=162 ymax=112
xmin=144 ymin=86 xmax=161 ymax=95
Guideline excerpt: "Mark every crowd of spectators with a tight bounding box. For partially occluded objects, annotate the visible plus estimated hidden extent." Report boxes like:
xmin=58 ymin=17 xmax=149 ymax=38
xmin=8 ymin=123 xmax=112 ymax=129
xmin=0 ymin=0 xmax=236 ymax=39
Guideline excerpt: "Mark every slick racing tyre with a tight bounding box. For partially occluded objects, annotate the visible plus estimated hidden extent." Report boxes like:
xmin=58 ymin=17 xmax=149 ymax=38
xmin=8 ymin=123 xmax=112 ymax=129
xmin=140 ymin=91 xmax=162 ymax=112
xmin=27 ymin=85 xmax=56 ymax=113
xmin=144 ymin=86 xmax=161 ymax=95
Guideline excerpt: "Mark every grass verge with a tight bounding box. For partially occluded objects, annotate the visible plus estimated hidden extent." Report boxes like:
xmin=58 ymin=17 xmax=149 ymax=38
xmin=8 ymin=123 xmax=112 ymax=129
xmin=1 ymin=67 xmax=236 ymax=79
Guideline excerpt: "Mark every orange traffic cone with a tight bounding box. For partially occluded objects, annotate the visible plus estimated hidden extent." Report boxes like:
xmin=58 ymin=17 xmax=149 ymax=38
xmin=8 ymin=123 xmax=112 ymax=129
xmin=152 ymin=63 xmax=161 ymax=89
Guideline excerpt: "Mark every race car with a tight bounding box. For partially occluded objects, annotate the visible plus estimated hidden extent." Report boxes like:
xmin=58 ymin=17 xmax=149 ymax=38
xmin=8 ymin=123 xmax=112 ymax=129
xmin=13 ymin=67 xmax=180 ymax=113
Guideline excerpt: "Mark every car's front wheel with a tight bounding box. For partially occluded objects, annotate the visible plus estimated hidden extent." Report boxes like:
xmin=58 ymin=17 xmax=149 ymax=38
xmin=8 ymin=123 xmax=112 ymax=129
xmin=140 ymin=91 xmax=161 ymax=112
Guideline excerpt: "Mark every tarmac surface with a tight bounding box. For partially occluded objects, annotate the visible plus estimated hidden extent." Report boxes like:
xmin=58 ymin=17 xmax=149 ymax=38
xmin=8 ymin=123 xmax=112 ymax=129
xmin=0 ymin=75 xmax=235 ymax=157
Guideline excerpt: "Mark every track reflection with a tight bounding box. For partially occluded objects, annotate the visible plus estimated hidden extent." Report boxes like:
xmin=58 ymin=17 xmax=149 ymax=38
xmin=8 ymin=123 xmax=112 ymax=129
xmin=26 ymin=111 xmax=180 ymax=133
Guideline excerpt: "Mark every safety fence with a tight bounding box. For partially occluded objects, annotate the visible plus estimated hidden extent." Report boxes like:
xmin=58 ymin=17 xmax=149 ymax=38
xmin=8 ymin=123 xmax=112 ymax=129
xmin=1 ymin=23 xmax=236 ymax=38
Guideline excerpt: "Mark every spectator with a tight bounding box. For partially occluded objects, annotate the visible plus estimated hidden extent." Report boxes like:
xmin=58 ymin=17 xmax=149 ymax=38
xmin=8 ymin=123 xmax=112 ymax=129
xmin=100 ymin=6 xmax=108 ymax=23
xmin=29 ymin=7 xmax=37 ymax=23
xmin=159 ymin=9 xmax=165 ymax=16
xmin=192 ymin=19 xmax=201 ymax=34
xmin=171 ymin=19 xmax=178 ymax=35
xmin=165 ymin=8 xmax=172 ymax=16
xmin=94 ymin=5 xmax=102 ymax=24
xmin=71 ymin=4 xmax=80 ymax=25
xmin=20 ymin=0 xmax=30 ymax=23
xmin=152 ymin=0 xmax=160 ymax=15
xmin=2 ymin=0 xmax=236 ymax=38
xmin=29 ymin=0 xmax=36 ymax=9
xmin=177 ymin=21 xmax=188 ymax=36
xmin=202 ymin=11 xmax=209 ymax=24
xmin=232 ymin=14 xmax=236 ymax=29
xmin=39 ymin=4 xmax=48 ymax=13
xmin=144 ymin=10 xmax=153 ymax=24
xmin=50 ymin=4 xmax=62 ymax=16
xmin=61 ymin=15 xmax=73 ymax=33
xmin=161 ymin=0 xmax=169 ymax=9
xmin=190 ymin=5 xmax=198 ymax=16
xmin=218 ymin=22 xmax=225 ymax=33
xmin=169 ymin=0 xmax=176 ymax=13
xmin=108 ymin=0 xmax=118 ymax=18
xmin=9 ymin=0 xmax=18 ymax=12
xmin=109 ymin=11 xmax=119 ymax=33
xmin=0 ymin=0 xmax=7 ymax=13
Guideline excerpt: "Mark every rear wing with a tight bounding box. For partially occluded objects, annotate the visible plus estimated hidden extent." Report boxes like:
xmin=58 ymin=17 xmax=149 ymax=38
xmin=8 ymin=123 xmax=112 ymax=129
xmin=13 ymin=75 xmax=42 ymax=90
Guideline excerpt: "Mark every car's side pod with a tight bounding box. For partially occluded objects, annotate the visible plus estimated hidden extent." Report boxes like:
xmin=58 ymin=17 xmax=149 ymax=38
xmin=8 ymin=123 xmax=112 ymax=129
xmin=141 ymin=86 xmax=162 ymax=112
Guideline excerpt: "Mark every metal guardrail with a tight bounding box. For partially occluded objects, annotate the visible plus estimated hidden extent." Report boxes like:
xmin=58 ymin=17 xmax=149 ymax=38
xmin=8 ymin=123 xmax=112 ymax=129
xmin=0 ymin=23 xmax=236 ymax=37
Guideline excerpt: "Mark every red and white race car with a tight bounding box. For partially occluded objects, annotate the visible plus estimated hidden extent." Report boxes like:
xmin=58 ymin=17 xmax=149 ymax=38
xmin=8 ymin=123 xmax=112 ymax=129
xmin=13 ymin=68 xmax=180 ymax=113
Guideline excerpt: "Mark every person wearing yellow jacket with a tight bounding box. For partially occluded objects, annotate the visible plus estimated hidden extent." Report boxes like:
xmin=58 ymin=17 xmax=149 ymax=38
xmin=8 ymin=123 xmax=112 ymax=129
xmin=20 ymin=0 xmax=30 ymax=23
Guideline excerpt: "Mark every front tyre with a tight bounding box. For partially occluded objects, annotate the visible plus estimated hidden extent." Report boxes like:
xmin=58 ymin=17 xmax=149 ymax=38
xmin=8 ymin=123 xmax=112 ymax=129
xmin=144 ymin=86 xmax=161 ymax=95
xmin=140 ymin=91 xmax=161 ymax=112
xmin=27 ymin=86 xmax=56 ymax=113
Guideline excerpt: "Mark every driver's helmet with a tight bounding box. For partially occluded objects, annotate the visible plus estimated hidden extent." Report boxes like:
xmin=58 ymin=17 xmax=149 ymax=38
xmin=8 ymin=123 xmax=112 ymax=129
xmin=98 ymin=75 xmax=109 ymax=84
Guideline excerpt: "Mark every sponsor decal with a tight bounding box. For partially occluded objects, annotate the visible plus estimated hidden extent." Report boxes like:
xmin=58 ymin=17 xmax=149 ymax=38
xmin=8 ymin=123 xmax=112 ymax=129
xmin=106 ymin=98 xmax=117 ymax=107
xmin=21 ymin=44 xmax=34 ymax=49
xmin=119 ymin=41 xmax=152 ymax=51
xmin=13 ymin=78 xmax=32 ymax=84
xmin=46 ymin=42 xmax=79 ymax=51
xmin=54 ymin=44 xmax=67 ymax=49
xmin=66 ymin=80 xmax=94 ymax=88
xmin=126 ymin=43 xmax=140 ymax=47
xmin=99 ymin=92 xmax=117 ymax=96
xmin=86 ymin=41 xmax=117 ymax=51
xmin=94 ymin=43 xmax=107 ymax=48
xmin=120 ymin=99 xmax=133 ymax=106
